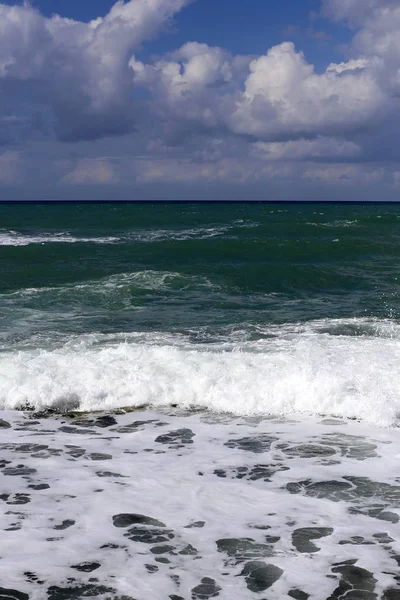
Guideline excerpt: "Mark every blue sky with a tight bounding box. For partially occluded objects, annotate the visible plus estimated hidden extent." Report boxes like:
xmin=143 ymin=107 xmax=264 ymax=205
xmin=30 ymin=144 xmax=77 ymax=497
xmin=0 ymin=0 xmax=399 ymax=200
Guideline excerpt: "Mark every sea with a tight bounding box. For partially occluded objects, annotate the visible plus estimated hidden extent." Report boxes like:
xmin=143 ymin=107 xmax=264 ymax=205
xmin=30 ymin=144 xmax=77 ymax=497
xmin=0 ymin=201 xmax=399 ymax=600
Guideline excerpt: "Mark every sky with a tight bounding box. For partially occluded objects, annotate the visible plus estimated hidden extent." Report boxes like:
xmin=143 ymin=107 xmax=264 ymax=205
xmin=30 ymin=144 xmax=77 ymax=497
xmin=0 ymin=0 xmax=399 ymax=200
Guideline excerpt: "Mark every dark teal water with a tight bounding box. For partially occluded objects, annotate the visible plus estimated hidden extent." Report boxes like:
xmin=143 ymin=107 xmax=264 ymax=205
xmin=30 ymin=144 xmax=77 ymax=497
xmin=1 ymin=202 xmax=400 ymax=343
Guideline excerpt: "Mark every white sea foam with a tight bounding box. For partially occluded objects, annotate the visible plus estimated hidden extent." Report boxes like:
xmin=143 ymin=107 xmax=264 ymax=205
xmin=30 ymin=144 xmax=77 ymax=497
xmin=0 ymin=410 xmax=398 ymax=599
xmin=0 ymin=220 xmax=259 ymax=246
xmin=125 ymin=222 xmax=257 ymax=242
xmin=1 ymin=319 xmax=400 ymax=426
xmin=0 ymin=231 xmax=120 ymax=246
xmin=305 ymin=220 xmax=358 ymax=228
xmin=130 ymin=226 xmax=227 ymax=242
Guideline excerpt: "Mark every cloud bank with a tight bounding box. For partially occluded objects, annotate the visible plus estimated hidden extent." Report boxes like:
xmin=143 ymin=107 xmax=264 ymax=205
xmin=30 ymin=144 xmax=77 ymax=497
xmin=0 ymin=0 xmax=399 ymax=197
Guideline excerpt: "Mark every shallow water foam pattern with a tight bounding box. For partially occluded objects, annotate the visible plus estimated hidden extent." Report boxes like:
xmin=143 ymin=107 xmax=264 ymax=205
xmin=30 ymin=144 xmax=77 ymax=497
xmin=0 ymin=409 xmax=399 ymax=600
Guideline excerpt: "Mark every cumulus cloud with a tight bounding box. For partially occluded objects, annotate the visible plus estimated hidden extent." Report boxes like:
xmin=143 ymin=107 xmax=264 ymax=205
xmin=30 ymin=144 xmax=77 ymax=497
xmin=132 ymin=39 xmax=389 ymax=143
xmin=131 ymin=42 xmax=250 ymax=141
xmin=230 ymin=43 xmax=384 ymax=139
xmin=132 ymin=37 xmax=392 ymax=143
xmin=1 ymin=0 xmax=398 ymax=151
xmin=0 ymin=0 xmax=189 ymax=142
xmin=129 ymin=0 xmax=400 ymax=170
xmin=0 ymin=0 xmax=400 ymax=198
xmin=347 ymin=7 xmax=400 ymax=102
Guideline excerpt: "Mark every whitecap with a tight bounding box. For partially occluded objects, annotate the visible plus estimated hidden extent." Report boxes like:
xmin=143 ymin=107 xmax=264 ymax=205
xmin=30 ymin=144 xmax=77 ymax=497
xmin=1 ymin=319 xmax=400 ymax=427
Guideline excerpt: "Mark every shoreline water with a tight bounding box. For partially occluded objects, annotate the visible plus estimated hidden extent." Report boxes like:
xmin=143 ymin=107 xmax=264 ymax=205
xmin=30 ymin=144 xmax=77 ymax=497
xmin=0 ymin=408 xmax=399 ymax=599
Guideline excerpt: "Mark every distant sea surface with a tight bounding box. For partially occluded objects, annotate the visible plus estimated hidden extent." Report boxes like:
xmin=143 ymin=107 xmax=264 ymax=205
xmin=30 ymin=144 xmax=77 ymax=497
xmin=0 ymin=202 xmax=399 ymax=600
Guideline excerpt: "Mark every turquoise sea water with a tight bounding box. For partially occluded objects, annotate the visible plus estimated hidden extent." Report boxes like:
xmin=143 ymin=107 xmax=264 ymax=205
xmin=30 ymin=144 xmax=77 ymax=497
xmin=1 ymin=202 xmax=400 ymax=422
xmin=1 ymin=202 xmax=400 ymax=600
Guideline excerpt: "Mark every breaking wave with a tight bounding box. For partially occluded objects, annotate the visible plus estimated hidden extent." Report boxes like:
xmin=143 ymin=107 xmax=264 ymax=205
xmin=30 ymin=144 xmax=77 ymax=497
xmin=1 ymin=319 xmax=399 ymax=427
xmin=0 ymin=220 xmax=260 ymax=246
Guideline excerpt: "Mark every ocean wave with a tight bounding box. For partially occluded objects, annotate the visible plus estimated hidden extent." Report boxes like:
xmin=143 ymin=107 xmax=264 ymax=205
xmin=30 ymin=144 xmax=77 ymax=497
xmin=135 ymin=226 xmax=228 ymax=241
xmin=0 ymin=220 xmax=260 ymax=246
xmin=0 ymin=230 xmax=120 ymax=246
xmin=1 ymin=321 xmax=399 ymax=426
xmin=305 ymin=220 xmax=358 ymax=228
xmin=1 ymin=270 xmax=216 ymax=305
xmin=125 ymin=221 xmax=259 ymax=242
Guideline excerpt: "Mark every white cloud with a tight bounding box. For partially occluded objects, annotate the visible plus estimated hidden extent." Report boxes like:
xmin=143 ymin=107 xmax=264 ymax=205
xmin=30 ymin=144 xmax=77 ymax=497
xmin=0 ymin=0 xmax=398 ymax=153
xmin=320 ymin=0 xmax=400 ymax=130
xmin=231 ymin=42 xmax=384 ymax=139
xmin=133 ymin=39 xmax=388 ymax=144
xmin=0 ymin=0 xmax=399 ymax=197
xmin=326 ymin=58 xmax=369 ymax=74
xmin=0 ymin=0 xmax=190 ymax=141
xmin=131 ymin=42 xmax=249 ymax=134
xmin=129 ymin=0 xmax=399 ymax=160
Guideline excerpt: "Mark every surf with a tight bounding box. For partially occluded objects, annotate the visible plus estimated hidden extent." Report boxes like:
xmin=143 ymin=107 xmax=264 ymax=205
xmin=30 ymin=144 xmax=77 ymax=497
xmin=1 ymin=320 xmax=399 ymax=427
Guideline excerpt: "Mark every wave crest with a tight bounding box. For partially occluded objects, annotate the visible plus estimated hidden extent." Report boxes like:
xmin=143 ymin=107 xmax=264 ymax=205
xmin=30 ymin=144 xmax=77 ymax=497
xmin=0 ymin=230 xmax=119 ymax=246
xmin=1 ymin=323 xmax=399 ymax=427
